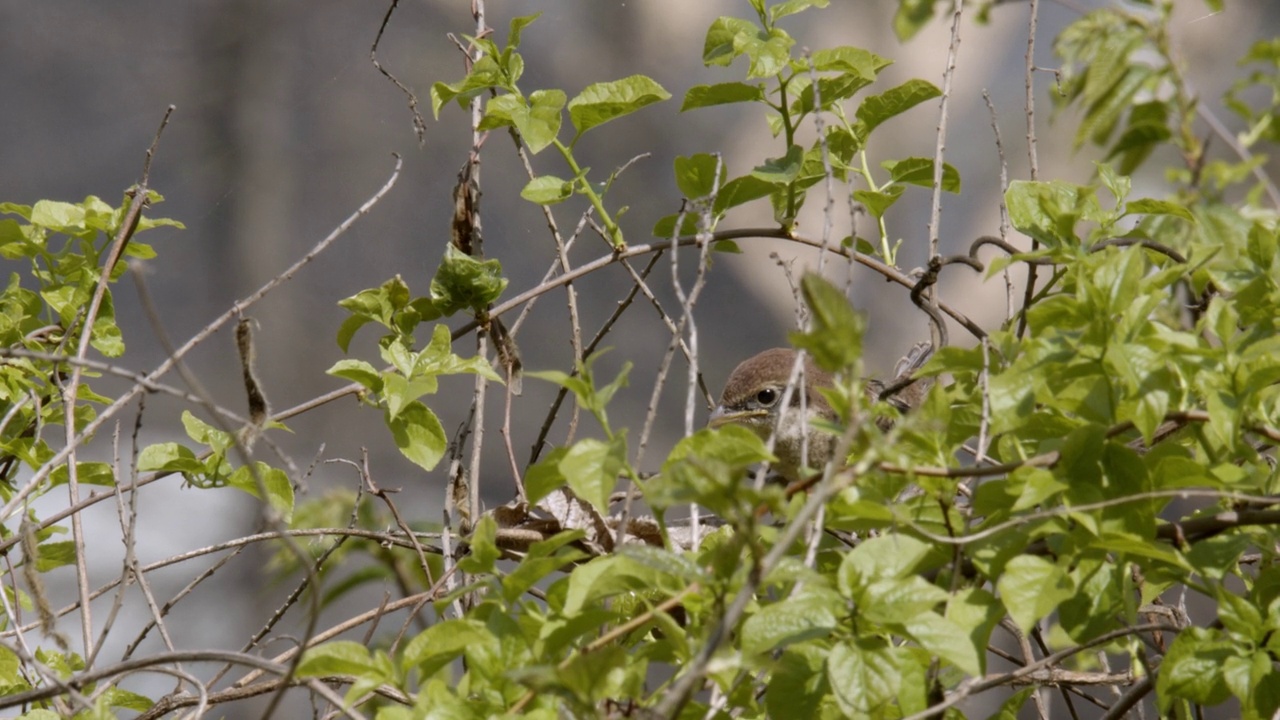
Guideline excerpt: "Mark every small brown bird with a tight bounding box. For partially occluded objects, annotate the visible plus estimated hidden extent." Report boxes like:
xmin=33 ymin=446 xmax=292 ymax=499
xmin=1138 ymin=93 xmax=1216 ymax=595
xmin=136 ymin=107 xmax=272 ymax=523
xmin=708 ymin=343 xmax=933 ymax=483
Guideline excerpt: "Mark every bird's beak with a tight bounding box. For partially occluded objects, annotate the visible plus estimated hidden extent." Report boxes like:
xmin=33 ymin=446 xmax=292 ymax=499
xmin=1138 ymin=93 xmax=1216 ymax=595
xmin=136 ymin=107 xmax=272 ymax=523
xmin=707 ymin=405 xmax=767 ymax=428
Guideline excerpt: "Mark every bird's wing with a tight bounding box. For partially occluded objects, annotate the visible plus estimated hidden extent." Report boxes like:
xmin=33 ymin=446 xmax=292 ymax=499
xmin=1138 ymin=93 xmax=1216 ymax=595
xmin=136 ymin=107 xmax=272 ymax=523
xmin=892 ymin=341 xmax=934 ymax=380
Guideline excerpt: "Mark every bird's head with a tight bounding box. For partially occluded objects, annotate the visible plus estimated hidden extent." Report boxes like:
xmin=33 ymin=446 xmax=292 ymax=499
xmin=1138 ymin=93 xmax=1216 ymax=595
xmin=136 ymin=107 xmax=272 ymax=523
xmin=708 ymin=343 xmax=933 ymax=484
xmin=708 ymin=348 xmax=835 ymax=482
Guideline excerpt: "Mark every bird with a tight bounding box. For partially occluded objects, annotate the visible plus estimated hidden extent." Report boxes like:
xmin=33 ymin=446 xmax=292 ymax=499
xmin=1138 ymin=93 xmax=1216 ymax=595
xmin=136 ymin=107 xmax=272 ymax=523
xmin=708 ymin=343 xmax=933 ymax=484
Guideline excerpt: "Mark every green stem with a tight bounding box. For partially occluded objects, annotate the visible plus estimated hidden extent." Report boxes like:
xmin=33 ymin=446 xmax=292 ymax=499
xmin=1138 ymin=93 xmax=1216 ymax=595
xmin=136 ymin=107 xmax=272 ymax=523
xmin=856 ymin=149 xmax=895 ymax=264
xmin=556 ymin=138 xmax=623 ymax=247
xmin=776 ymin=75 xmax=799 ymax=226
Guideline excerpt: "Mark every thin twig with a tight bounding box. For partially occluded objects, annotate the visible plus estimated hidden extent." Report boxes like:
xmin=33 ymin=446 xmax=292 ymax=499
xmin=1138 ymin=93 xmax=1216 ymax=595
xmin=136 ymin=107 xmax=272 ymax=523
xmin=1018 ymin=0 xmax=1042 ymax=339
xmin=58 ymin=104 xmax=174 ymax=662
xmin=0 ymin=156 xmax=402 ymax=524
xmin=370 ymin=0 xmax=427 ymax=144
xmin=981 ymin=90 xmax=1016 ymax=322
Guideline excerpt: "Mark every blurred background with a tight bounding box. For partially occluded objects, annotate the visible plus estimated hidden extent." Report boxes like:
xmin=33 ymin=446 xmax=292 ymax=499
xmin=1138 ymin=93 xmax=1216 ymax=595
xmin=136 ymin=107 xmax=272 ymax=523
xmin=1 ymin=0 xmax=1276 ymax=712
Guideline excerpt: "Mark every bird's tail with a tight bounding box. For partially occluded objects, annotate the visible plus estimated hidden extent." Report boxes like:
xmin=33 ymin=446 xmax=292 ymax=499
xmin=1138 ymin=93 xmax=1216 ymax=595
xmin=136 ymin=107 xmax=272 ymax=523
xmin=892 ymin=341 xmax=934 ymax=381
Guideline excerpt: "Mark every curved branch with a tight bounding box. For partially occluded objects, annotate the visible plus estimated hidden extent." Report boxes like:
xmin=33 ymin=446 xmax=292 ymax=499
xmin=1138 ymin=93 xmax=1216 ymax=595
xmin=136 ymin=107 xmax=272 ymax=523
xmin=902 ymin=622 xmax=1178 ymax=720
xmin=0 ymin=650 xmax=290 ymax=710
xmin=453 ymin=227 xmax=988 ymax=343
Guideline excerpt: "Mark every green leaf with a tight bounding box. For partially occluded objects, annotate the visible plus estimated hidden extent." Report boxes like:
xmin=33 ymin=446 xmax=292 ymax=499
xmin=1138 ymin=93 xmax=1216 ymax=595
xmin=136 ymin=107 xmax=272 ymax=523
xmin=479 ymin=93 xmax=521 ymax=131
xmin=228 ymin=463 xmax=295 ymax=522
xmin=559 ymin=435 xmax=627 ymax=515
xmin=562 ymin=553 xmax=673 ymax=616
xmin=810 ymin=46 xmax=890 ymax=78
xmin=853 ymin=185 xmax=905 ymax=219
xmin=33 ymin=541 xmax=77 ymax=572
xmin=1006 ymin=179 xmax=1099 ymax=248
xmin=881 ymin=157 xmax=961 ymax=193
xmin=381 ymin=372 xmax=439 ymax=421
xmin=838 ymin=533 xmax=941 ymax=596
xmin=527 ymin=353 xmax=629 ymax=433
xmin=430 ymin=244 xmax=508 ymax=315
xmin=1009 ymin=466 xmax=1069 ymax=511
xmin=703 ymin=16 xmax=757 ymax=67
xmin=183 ymin=411 xmax=236 ymax=451
xmin=826 ymin=639 xmax=901 ymax=716
xmin=996 ymin=555 xmax=1075 ymax=633
xmin=1124 ymin=197 xmax=1195 ymax=223
xmin=703 ymin=17 xmax=796 ymax=78
xmin=766 ymin=645 xmax=831 ymax=720
xmin=556 ymin=644 xmax=630 ymax=703
xmin=715 ymin=174 xmax=780 ymax=213
xmin=652 ymin=212 xmax=700 ymax=239
xmin=459 ymin=514 xmax=500 ymax=574
xmin=1223 ymin=651 xmax=1280 ymax=719
xmin=649 ymin=424 xmax=777 ymax=513
xmin=902 ymin=610 xmax=984 ymax=676
xmin=946 ymin=586 xmax=1002 ymax=675
xmin=1108 ymin=114 xmax=1172 ymax=174
xmin=681 ymin=82 xmax=765 ymax=111
xmin=787 ymin=73 xmax=877 ymax=117
xmin=89 ymin=295 xmax=125 ymax=357
xmin=486 ymin=90 xmax=566 ymax=155
xmin=788 ymin=273 xmax=865 ymax=371
xmin=568 ymin=75 xmax=670 ymax=135
xmin=296 ymin=641 xmax=373 ymax=678
xmin=1157 ymin=627 xmax=1235 ymax=708
xmin=1079 ymin=66 xmax=1153 ymax=149
xmin=741 ymin=590 xmax=840 ymax=656
xmin=769 ymin=0 xmax=829 ymax=23
xmin=432 ymin=71 xmax=500 ymax=117
xmin=502 ymin=532 xmax=588 ymax=605
xmin=49 ymin=461 xmax=115 ymax=487
xmin=29 ymin=200 xmax=86 ymax=232
xmin=520 ymin=175 xmax=573 ymax=205
xmin=403 ymin=618 xmax=498 ymax=678
xmin=856 ymin=79 xmax=941 ymax=139
xmin=506 ymin=13 xmax=541 ymax=51
xmin=857 ymin=577 xmax=948 ymax=625
xmin=750 ymin=144 xmax=803 ymax=184
xmin=386 ymin=401 xmax=447 ymax=471
xmin=335 ymin=315 xmax=371 ymax=353
xmin=674 ymin=153 xmax=725 ymax=200
xmin=524 ymin=447 xmax=568 ymax=506
xmin=326 ymin=359 xmax=382 ymax=392
xmin=518 ymin=89 xmax=566 ymax=153
xmin=136 ymin=442 xmax=204 ymax=474
xmin=893 ymin=0 xmax=936 ymax=41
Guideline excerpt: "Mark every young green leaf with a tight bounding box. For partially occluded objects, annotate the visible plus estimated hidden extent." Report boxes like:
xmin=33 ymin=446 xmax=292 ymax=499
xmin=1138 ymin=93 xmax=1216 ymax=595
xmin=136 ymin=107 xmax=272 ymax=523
xmin=385 ymin=401 xmax=447 ymax=471
xmin=810 ymin=46 xmax=890 ymax=78
xmin=296 ymin=641 xmax=374 ymax=678
xmin=996 ymin=555 xmax=1076 ymax=633
xmin=856 ymin=79 xmax=941 ymax=139
xmin=750 ymin=145 xmax=804 ymax=185
xmin=227 ymin=463 xmax=295 ymax=522
xmin=788 ymin=272 xmax=865 ymax=371
xmin=558 ymin=434 xmax=627 ymax=515
xmin=429 ymin=244 xmax=508 ymax=315
xmin=520 ymin=176 xmax=573 ymax=205
xmin=136 ymin=443 xmax=204 ymax=474
xmin=681 ymin=82 xmax=765 ymax=111
xmin=769 ymin=0 xmax=829 ymax=23
xmin=741 ymin=590 xmax=840 ymax=656
xmin=567 ymin=75 xmax=670 ymax=135
xmin=673 ymin=153 xmax=724 ymax=200
xmin=827 ymin=639 xmax=902 ymax=717
xmin=881 ymin=157 xmax=960 ymax=192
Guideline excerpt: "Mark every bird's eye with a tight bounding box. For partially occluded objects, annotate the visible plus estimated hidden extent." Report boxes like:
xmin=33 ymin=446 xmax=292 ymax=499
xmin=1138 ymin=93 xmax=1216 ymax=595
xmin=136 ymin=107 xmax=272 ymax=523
xmin=754 ymin=388 xmax=779 ymax=407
